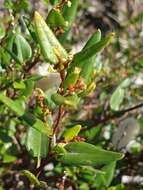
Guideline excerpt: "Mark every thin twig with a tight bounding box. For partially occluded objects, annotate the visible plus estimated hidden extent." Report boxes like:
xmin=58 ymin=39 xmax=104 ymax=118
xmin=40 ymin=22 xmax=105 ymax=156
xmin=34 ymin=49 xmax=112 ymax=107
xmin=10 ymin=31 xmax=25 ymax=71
xmin=53 ymin=106 xmax=63 ymax=134
xmin=82 ymin=102 xmax=143 ymax=131
xmin=47 ymin=106 xmax=63 ymax=156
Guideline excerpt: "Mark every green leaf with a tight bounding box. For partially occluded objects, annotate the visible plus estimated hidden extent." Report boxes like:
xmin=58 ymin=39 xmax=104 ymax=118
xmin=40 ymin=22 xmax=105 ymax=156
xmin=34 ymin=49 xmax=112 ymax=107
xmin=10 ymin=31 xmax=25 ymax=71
xmin=3 ymin=154 xmax=17 ymax=163
xmin=81 ymin=126 xmax=101 ymax=141
xmin=119 ymin=78 xmax=131 ymax=88
xmin=79 ymin=56 xmax=96 ymax=85
xmin=50 ymin=0 xmax=59 ymax=5
xmin=22 ymin=112 xmax=52 ymax=135
xmin=0 ymin=93 xmax=25 ymax=116
xmin=13 ymin=81 xmax=26 ymax=89
xmin=59 ymin=142 xmax=124 ymax=166
xmin=25 ymin=128 xmax=49 ymax=159
xmin=62 ymin=0 xmax=79 ymax=27
xmin=110 ymin=87 xmax=125 ymax=111
xmin=63 ymin=67 xmax=81 ymax=90
xmin=13 ymin=34 xmax=32 ymax=63
xmin=0 ymin=23 xmax=5 ymax=40
xmin=1 ymin=33 xmax=15 ymax=67
xmin=62 ymin=94 xmax=80 ymax=109
xmin=51 ymin=93 xmax=65 ymax=105
xmin=34 ymin=12 xmax=58 ymax=63
xmin=108 ymin=184 xmax=126 ymax=190
xmin=23 ymin=16 xmax=37 ymax=41
xmin=46 ymin=9 xmax=66 ymax=27
xmin=22 ymin=169 xmax=49 ymax=188
xmin=83 ymin=29 xmax=101 ymax=50
xmin=67 ymin=30 xmax=102 ymax=85
xmin=34 ymin=11 xmax=68 ymax=63
xmin=63 ymin=125 xmax=81 ymax=141
xmin=0 ymin=47 xmax=9 ymax=68
xmin=5 ymin=47 xmax=22 ymax=65
xmin=59 ymin=0 xmax=79 ymax=42
xmin=22 ymin=170 xmax=40 ymax=186
xmin=95 ymin=162 xmax=116 ymax=188
xmin=74 ymin=32 xmax=115 ymax=63
xmin=20 ymin=80 xmax=34 ymax=99
xmin=53 ymin=144 xmax=67 ymax=154
xmin=51 ymin=93 xmax=80 ymax=109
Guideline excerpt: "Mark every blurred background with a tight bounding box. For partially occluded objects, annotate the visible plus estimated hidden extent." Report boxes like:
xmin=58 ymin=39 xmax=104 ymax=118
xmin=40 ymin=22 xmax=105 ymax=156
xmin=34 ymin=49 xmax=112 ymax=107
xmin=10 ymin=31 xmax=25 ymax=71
xmin=1 ymin=0 xmax=143 ymax=189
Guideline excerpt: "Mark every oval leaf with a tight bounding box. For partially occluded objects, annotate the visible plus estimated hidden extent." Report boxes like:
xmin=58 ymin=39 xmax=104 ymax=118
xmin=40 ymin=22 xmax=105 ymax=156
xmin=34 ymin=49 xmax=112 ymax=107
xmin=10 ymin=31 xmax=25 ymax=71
xmin=74 ymin=32 xmax=115 ymax=63
xmin=59 ymin=142 xmax=124 ymax=166
xmin=13 ymin=34 xmax=32 ymax=63
xmin=110 ymin=87 xmax=125 ymax=111
xmin=63 ymin=125 xmax=81 ymax=141
xmin=46 ymin=9 xmax=66 ymax=27
xmin=34 ymin=11 xmax=68 ymax=63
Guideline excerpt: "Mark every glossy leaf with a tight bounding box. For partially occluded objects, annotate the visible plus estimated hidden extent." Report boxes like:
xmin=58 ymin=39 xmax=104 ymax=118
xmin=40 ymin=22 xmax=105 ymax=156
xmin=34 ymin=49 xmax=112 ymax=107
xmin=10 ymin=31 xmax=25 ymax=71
xmin=63 ymin=125 xmax=81 ymax=141
xmin=34 ymin=12 xmax=58 ymax=63
xmin=83 ymin=29 xmax=102 ymax=50
xmin=34 ymin=11 xmax=68 ymax=63
xmin=59 ymin=142 xmax=124 ymax=166
xmin=74 ymin=32 xmax=115 ymax=63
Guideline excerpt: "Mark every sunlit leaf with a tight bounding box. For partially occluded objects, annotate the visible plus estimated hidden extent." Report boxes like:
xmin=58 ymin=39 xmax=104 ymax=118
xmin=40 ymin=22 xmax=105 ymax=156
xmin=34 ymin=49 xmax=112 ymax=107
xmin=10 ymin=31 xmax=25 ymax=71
xmin=63 ymin=125 xmax=81 ymax=141
xmin=34 ymin=11 xmax=68 ymax=63
xmin=74 ymin=33 xmax=115 ymax=63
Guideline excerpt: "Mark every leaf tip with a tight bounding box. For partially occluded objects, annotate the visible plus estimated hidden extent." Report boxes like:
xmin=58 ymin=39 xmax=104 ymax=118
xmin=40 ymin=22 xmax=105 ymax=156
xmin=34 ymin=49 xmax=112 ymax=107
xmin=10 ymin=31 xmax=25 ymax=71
xmin=34 ymin=11 xmax=42 ymax=21
xmin=97 ymin=28 xmax=101 ymax=34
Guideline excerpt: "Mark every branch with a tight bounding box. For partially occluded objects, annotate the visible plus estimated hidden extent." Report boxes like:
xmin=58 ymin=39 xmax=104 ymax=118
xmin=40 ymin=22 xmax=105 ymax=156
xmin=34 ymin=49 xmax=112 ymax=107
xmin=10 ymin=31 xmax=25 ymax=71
xmin=81 ymin=102 xmax=143 ymax=131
